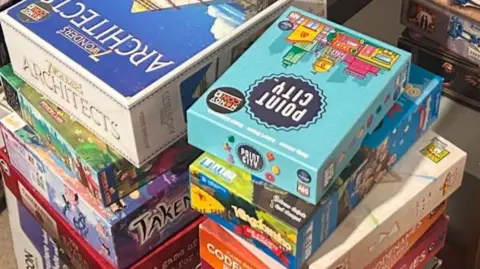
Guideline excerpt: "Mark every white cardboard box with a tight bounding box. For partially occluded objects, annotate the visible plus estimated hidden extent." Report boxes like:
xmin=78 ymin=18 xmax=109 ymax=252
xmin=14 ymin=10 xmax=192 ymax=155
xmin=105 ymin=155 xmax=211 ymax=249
xmin=307 ymin=130 xmax=466 ymax=269
xmin=0 ymin=0 xmax=324 ymax=166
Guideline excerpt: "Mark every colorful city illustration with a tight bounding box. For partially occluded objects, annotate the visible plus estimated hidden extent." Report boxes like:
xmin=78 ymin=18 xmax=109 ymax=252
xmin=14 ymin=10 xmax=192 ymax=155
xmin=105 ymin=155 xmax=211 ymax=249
xmin=279 ymin=11 xmax=401 ymax=79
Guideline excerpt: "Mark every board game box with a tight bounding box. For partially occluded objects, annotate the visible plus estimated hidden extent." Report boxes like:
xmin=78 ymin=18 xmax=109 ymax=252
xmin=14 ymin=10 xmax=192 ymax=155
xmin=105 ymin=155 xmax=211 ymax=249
xmin=0 ymin=113 xmax=200 ymax=268
xmin=0 ymin=64 xmax=201 ymax=206
xmin=189 ymin=64 xmax=441 ymax=268
xmin=364 ymin=202 xmax=446 ymax=269
xmin=199 ymin=218 xmax=285 ymax=269
xmin=307 ymin=131 xmax=466 ymax=269
xmin=401 ymin=0 xmax=480 ymax=66
xmin=397 ymin=29 xmax=480 ymax=113
xmin=0 ymin=146 xmax=205 ymax=269
xmin=0 ymin=0 xmax=298 ymax=167
xmin=6 ymin=186 xmax=74 ymax=269
xmin=392 ymin=215 xmax=448 ymax=269
xmin=187 ymin=6 xmax=412 ymax=204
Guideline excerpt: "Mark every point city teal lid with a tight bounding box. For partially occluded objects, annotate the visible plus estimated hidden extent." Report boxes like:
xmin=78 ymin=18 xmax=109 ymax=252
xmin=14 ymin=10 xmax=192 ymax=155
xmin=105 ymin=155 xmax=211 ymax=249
xmin=6 ymin=0 xmax=251 ymax=97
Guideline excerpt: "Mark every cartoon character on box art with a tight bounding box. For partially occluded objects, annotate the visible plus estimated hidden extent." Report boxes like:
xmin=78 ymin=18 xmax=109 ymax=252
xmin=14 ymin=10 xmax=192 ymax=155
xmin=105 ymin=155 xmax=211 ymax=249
xmin=448 ymin=16 xmax=480 ymax=52
xmin=277 ymin=11 xmax=401 ymax=80
xmin=453 ymin=0 xmax=480 ymax=9
xmin=407 ymin=3 xmax=436 ymax=32
xmin=61 ymin=188 xmax=89 ymax=238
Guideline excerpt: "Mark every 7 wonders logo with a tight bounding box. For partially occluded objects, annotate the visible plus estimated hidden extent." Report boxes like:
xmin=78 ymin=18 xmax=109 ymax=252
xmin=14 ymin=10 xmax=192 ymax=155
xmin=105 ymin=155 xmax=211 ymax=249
xmin=246 ymin=74 xmax=326 ymax=130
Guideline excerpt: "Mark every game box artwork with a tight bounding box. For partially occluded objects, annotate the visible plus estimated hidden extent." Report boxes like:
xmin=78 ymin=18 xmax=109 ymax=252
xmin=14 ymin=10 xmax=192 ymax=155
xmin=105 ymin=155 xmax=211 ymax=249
xmin=1 ymin=143 xmax=205 ymax=269
xmin=0 ymin=64 xmax=201 ymax=206
xmin=189 ymin=65 xmax=440 ymax=268
xmin=392 ymin=215 xmax=448 ymax=269
xmin=398 ymin=29 xmax=480 ymax=113
xmin=401 ymin=0 xmax=480 ymax=66
xmin=187 ymin=6 xmax=411 ymax=204
xmin=364 ymin=202 xmax=446 ymax=269
xmin=199 ymin=218 xmax=285 ymax=269
xmin=7 ymin=188 xmax=74 ymax=269
xmin=308 ymin=131 xmax=466 ymax=269
xmin=0 ymin=114 xmax=200 ymax=268
xmin=0 ymin=0 xmax=296 ymax=167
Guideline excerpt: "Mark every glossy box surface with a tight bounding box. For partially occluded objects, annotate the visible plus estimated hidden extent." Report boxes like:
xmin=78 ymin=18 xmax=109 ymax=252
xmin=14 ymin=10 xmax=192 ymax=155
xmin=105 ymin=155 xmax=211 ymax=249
xmin=0 ymin=113 xmax=200 ymax=268
xmin=0 ymin=64 xmax=200 ymax=206
xmin=187 ymin=6 xmax=411 ymax=204
xmin=189 ymin=65 xmax=441 ymax=268
xmin=1 ymin=144 xmax=204 ymax=269
xmin=401 ymin=0 xmax=480 ymax=66
xmin=308 ymin=131 xmax=466 ymax=269
xmin=0 ymin=0 xmax=294 ymax=167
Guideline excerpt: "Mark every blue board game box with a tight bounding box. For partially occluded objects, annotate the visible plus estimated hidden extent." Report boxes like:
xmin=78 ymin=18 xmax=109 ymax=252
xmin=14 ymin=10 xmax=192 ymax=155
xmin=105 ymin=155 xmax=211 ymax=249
xmin=190 ymin=65 xmax=442 ymax=269
xmin=187 ymin=6 xmax=412 ymax=204
xmin=0 ymin=0 xmax=294 ymax=167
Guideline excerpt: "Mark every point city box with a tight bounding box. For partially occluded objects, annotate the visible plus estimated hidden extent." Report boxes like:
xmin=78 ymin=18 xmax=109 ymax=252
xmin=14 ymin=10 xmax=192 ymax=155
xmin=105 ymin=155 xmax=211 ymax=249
xmin=0 ymin=64 xmax=201 ymax=207
xmin=307 ymin=131 xmax=466 ymax=269
xmin=0 ymin=114 xmax=200 ymax=268
xmin=0 ymin=0 xmax=292 ymax=167
xmin=6 ymin=187 xmax=74 ymax=269
xmin=187 ymin=6 xmax=412 ymax=204
xmin=392 ymin=215 xmax=448 ymax=269
xmin=1 ymin=144 xmax=205 ymax=269
xmin=397 ymin=29 xmax=480 ymax=113
xmin=401 ymin=0 xmax=480 ymax=66
xmin=189 ymin=64 xmax=441 ymax=269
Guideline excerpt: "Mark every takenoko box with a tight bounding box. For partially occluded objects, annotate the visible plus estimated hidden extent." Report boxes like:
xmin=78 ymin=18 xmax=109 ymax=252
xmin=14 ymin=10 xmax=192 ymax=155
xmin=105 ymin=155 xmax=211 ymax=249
xmin=0 ymin=0 xmax=293 ymax=167
xmin=187 ymin=7 xmax=412 ymax=204
xmin=0 ymin=113 xmax=200 ymax=269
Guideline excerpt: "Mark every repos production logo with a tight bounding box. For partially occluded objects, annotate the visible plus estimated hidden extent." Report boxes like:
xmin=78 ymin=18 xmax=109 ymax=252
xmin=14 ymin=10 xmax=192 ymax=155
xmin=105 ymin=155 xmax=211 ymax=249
xmin=246 ymin=74 xmax=326 ymax=130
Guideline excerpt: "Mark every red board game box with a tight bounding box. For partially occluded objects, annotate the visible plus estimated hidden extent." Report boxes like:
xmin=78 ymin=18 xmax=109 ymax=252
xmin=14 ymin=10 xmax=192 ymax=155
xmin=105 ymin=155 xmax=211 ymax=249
xmin=0 ymin=147 xmax=203 ymax=269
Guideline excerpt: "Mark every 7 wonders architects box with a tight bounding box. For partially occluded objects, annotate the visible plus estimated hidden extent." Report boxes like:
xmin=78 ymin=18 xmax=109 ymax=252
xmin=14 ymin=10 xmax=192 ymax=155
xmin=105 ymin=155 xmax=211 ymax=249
xmin=187 ymin=6 xmax=412 ymax=204
xmin=0 ymin=64 xmax=201 ymax=207
xmin=0 ymin=113 xmax=200 ymax=268
xmin=189 ymin=65 xmax=442 ymax=269
xmin=0 ymin=0 xmax=308 ymax=167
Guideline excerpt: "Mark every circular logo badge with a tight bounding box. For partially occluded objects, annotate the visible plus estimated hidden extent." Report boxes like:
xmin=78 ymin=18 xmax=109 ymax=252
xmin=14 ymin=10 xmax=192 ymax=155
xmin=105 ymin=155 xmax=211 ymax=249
xmin=206 ymin=87 xmax=245 ymax=114
xmin=246 ymin=74 xmax=326 ymax=130
xmin=297 ymin=169 xmax=311 ymax=183
xmin=278 ymin=20 xmax=293 ymax=31
xmin=237 ymin=145 xmax=264 ymax=171
xmin=18 ymin=2 xmax=53 ymax=23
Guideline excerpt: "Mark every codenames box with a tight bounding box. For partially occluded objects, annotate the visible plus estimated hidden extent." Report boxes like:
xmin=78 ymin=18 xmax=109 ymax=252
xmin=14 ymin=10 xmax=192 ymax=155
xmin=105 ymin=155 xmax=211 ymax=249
xmin=392 ymin=215 xmax=448 ymax=269
xmin=0 ymin=146 xmax=204 ymax=269
xmin=307 ymin=131 xmax=466 ymax=269
xmin=364 ymin=202 xmax=446 ymax=269
xmin=401 ymin=0 xmax=480 ymax=66
xmin=0 ymin=64 xmax=201 ymax=206
xmin=189 ymin=64 xmax=441 ymax=268
xmin=0 ymin=0 xmax=296 ymax=167
xmin=0 ymin=113 xmax=200 ymax=268
xmin=187 ymin=6 xmax=411 ymax=204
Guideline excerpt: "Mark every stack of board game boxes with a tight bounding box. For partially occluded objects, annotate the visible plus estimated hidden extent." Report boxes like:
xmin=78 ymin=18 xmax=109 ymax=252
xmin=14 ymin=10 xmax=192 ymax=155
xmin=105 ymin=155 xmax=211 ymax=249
xmin=399 ymin=0 xmax=480 ymax=112
xmin=186 ymin=7 xmax=468 ymax=269
xmin=0 ymin=0 xmax=327 ymax=268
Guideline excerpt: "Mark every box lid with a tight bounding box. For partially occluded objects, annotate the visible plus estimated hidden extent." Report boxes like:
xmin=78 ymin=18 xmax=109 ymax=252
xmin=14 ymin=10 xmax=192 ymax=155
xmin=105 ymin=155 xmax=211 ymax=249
xmin=3 ymin=0 xmax=260 ymax=99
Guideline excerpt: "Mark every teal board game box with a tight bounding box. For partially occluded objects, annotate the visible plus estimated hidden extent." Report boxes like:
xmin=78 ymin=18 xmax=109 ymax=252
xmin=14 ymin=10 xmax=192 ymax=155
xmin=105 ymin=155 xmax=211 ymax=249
xmin=189 ymin=65 xmax=442 ymax=269
xmin=0 ymin=65 xmax=201 ymax=207
xmin=187 ymin=7 xmax=412 ymax=204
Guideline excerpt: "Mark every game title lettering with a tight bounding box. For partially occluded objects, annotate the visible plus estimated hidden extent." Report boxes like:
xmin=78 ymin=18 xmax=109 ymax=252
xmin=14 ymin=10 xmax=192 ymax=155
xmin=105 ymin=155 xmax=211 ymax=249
xmin=43 ymin=230 xmax=52 ymax=269
xmin=40 ymin=101 xmax=65 ymax=124
xmin=209 ymin=90 xmax=243 ymax=112
xmin=272 ymin=195 xmax=306 ymax=223
xmin=254 ymin=79 xmax=311 ymax=123
xmin=199 ymin=157 xmax=237 ymax=182
xmin=404 ymin=250 xmax=427 ymax=269
xmin=207 ymin=243 xmax=243 ymax=269
xmin=41 ymin=0 xmax=175 ymax=73
xmin=162 ymin=239 xmax=198 ymax=269
xmin=24 ymin=250 xmax=36 ymax=269
xmin=129 ymin=195 xmax=190 ymax=245
xmin=60 ymin=235 xmax=90 ymax=269
xmin=22 ymin=58 xmax=121 ymax=140
xmin=232 ymin=205 xmax=293 ymax=253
